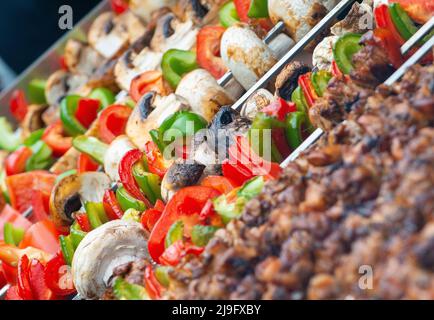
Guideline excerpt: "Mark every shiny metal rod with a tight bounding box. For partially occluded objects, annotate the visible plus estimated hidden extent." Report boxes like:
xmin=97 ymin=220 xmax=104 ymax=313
xmin=230 ymin=0 xmax=356 ymax=111
xmin=401 ymin=16 xmax=434 ymax=56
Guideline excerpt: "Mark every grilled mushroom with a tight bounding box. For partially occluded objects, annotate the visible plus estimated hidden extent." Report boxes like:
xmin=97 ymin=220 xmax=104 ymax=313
xmin=312 ymin=35 xmax=338 ymax=71
xmin=268 ymin=0 xmax=337 ymax=42
xmin=221 ymin=23 xmax=277 ymax=90
xmin=72 ymin=220 xmax=150 ymax=300
xmin=241 ymin=89 xmax=275 ymax=120
xmin=275 ymin=61 xmax=311 ymax=100
xmin=150 ymin=13 xmax=198 ymax=53
xmin=45 ymin=70 xmax=88 ymax=106
xmin=173 ymin=0 xmax=223 ymax=25
xmin=126 ymin=93 xmax=190 ymax=150
xmin=64 ymin=39 xmax=105 ymax=76
xmin=175 ymin=69 xmax=234 ymax=122
xmin=50 ymin=172 xmax=111 ymax=231
xmin=88 ymin=11 xmax=146 ymax=60
xmin=161 ymin=162 xmax=206 ymax=202
xmin=21 ymin=104 xmax=48 ymax=139
xmin=129 ymin=0 xmax=177 ymax=22
xmin=104 ymin=135 xmax=135 ymax=182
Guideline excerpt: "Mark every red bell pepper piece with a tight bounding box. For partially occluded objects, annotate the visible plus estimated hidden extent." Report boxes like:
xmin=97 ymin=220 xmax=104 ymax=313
xmin=103 ymin=189 xmax=124 ymax=221
xmin=75 ymin=98 xmax=100 ymax=129
xmin=19 ymin=220 xmax=60 ymax=255
xmin=130 ymin=71 xmax=168 ymax=103
xmin=75 ymin=213 xmax=92 ymax=232
xmin=45 ymin=252 xmax=76 ymax=297
xmin=261 ymin=98 xmax=297 ymax=122
xmin=59 ymin=55 xmax=68 ymax=71
xmin=5 ymin=146 xmax=33 ymax=176
xmin=111 ymin=0 xmax=129 ymax=15
xmin=17 ymin=255 xmax=33 ymax=299
xmin=141 ymin=200 xmax=165 ymax=232
xmin=2 ymin=260 xmax=18 ymax=285
xmin=196 ymin=26 xmax=227 ymax=79
xmin=390 ymin=0 xmax=434 ymax=24
xmin=144 ymin=265 xmax=164 ymax=300
xmin=9 ymin=90 xmax=28 ymax=122
xmin=42 ymin=121 xmax=73 ymax=157
xmin=298 ymin=73 xmax=318 ymax=108
xmin=0 ymin=205 xmax=32 ymax=241
xmin=98 ymin=104 xmax=132 ymax=144
xmin=148 ymin=186 xmax=220 ymax=263
xmin=144 ymin=141 xmax=168 ymax=179
xmin=159 ymin=240 xmax=204 ymax=267
xmin=200 ymin=176 xmax=235 ymax=195
xmin=374 ymin=4 xmax=405 ymax=46
xmin=77 ymin=153 xmax=99 ymax=174
xmin=5 ymin=285 xmax=24 ymax=300
xmin=371 ymin=28 xmax=405 ymax=69
xmin=6 ymin=171 xmax=56 ymax=213
xmin=234 ymin=0 xmax=273 ymax=31
xmin=29 ymin=258 xmax=54 ymax=300
xmin=31 ymin=190 xmax=50 ymax=222
xmin=119 ymin=149 xmax=152 ymax=207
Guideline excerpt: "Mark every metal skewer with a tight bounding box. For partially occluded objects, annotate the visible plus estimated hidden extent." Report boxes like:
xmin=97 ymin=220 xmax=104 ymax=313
xmin=281 ymin=30 xmax=434 ymax=168
xmin=400 ymin=16 xmax=434 ymax=56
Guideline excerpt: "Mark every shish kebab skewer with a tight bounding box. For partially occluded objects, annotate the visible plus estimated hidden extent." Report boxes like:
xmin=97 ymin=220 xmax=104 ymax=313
xmin=280 ymin=16 xmax=434 ymax=168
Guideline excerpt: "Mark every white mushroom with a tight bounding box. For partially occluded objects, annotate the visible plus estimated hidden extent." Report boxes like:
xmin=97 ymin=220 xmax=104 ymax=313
xmin=221 ymin=23 xmax=277 ymax=90
xmin=312 ymin=35 xmax=338 ymax=71
xmin=72 ymin=220 xmax=150 ymax=300
xmin=64 ymin=39 xmax=105 ymax=76
xmin=150 ymin=13 xmax=198 ymax=53
xmin=268 ymin=0 xmax=338 ymax=42
xmin=88 ymin=11 xmax=146 ymax=60
xmin=45 ymin=70 xmax=88 ymax=106
xmin=175 ymin=69 xmax=234 ymax=122
xmin=104 ymin=135 xmax=136 ymax=182
xmin=241 ymin=89 xmax=275 ymax=120
xmin=50 ymin=172 xmax=111 ymax=231
xmin=129 ymin=0 xmax=177 ymax=22
xmin=126 ymin=93 xmax=190 ymax=150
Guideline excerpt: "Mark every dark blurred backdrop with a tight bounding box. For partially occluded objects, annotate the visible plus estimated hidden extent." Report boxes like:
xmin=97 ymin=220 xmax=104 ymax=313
xmin=0 ymin=0 xmax=101 ymax=74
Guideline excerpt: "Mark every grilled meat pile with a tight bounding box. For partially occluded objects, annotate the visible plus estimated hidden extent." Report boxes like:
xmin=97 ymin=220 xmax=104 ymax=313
xmin=168 ymin=64 xmax=434 ymax=300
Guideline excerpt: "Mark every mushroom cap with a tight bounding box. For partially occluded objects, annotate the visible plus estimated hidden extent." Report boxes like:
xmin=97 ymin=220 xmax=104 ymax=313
xmin=104 ymin=135 xmax=135 ymax=182
xmin=72 ymin=220 xmax=150 ymax=300
xmin=175 ymin=69 xmax=233 ymax=122
xmin=221 ymin=23 xmax=277 ymax=90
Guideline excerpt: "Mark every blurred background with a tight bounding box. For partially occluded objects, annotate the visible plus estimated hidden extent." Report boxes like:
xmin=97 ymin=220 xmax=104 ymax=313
xmin=0 ymin=0 xmax=100 ymax=90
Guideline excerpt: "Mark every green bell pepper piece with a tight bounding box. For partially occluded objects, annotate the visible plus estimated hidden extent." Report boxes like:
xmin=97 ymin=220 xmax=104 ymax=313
xmin=165 ymin=220 xmax=184 ymax=249
xmin=3 ymin=223 xmax=25 ymax=246
xmin=113 ymin=277 xmax=149 ymax=300
xmin=311 ymin=70 xmax=332 ymax=97
xmin=60 ymin=95 xmax=87 ymax=136
xmin=122 ymin=209 xmax=142 ymax=223
xmin=286 ymin=111 xmax=306 ymax=150
xmin=291 ymin=87 xmax=308 ymax=114
xmin=26 ymin=141 xmax=54 ymax=172
xmin=214 ymin=194 xmax=247 ymax=224
xmin=219 ymin=1 xmax=240 ymax=27
xmin=249 ymin=112 xmax=285 ymax=163
xmin=88 ymin=87 xmax=116 ymax=109
xmin=70 ymin=224 xmax=86 ymax=250
xmin=28 ymin=79 xmax=47 ymax=104
xmin=333 ymin=33 xmax=363 ymax=75
xmin=0 ymin=170 xmax=10 ymax=204
xmin=132 ymin=164 xmax=162 ymax=205
xmin=0 ymin=117 xmax=22 ymax=152
xmin=116 ymin=186 xmax=147 ymax=212
xmin=238 ymin=176 xmax=265 ymax=200
xmin=85 ymin=202 xmax=108 ymax=230
xmin=23 ymin=129 xmax=44 ymax=147
xmin=162 ymin=49 xmax=198 ymax=89
xmin=248 ymin=0 xmax=269 ymax=19
xmin=155 ymin=111 xmax=207 ymax=153
xmin=72 ymin=136 xmax=108 ymax=164
xmin=191 ymin=225 xmax=219 ymax=247
xmin=155 ymin=266 xmax=171 ymax=288
xmin=56 ymin=169 xmax=77 ymax=184
xmin=59 ymin=235 xmax=75 ymax=266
